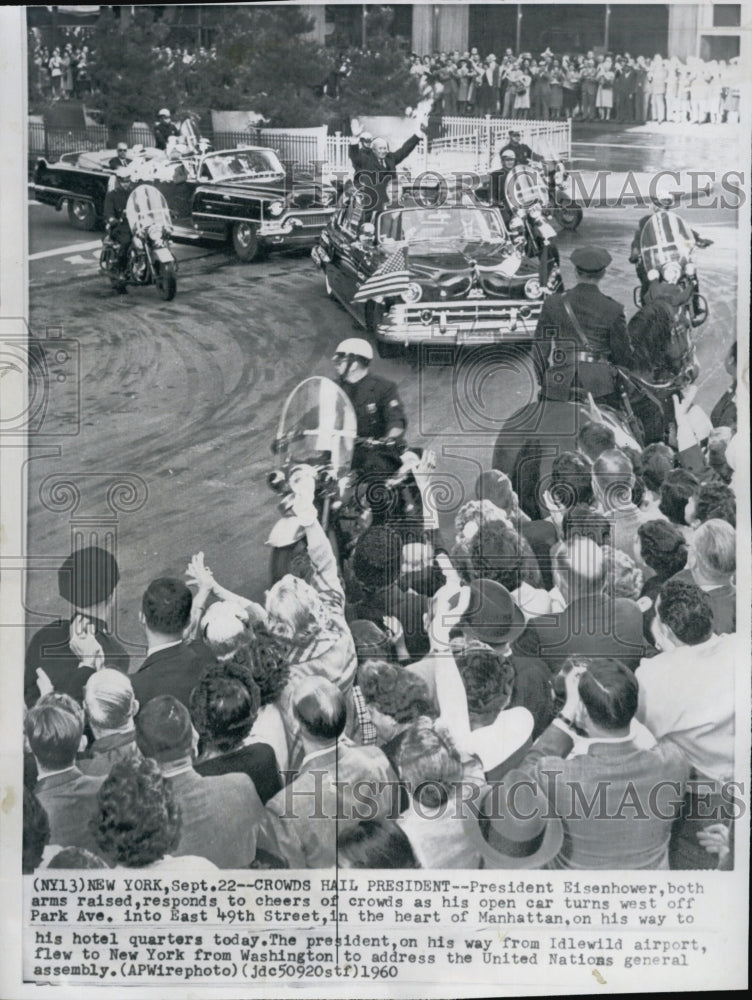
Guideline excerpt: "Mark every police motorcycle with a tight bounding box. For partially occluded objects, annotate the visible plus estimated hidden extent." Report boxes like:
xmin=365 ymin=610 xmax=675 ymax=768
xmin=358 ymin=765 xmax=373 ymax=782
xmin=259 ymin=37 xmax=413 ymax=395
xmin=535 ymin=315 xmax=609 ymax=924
xmin=266 ymin=377 xmax=426 ymax=584
xmin=631 ymin=207 xmax=709 ymax=327
xmin=536 ymin=137 xmax=584 ymax=232
xmin=499 ymin=139 xmax=583 ymax=232
xmin=504 ymin=165 xmax=563 ymax=291
xmin=100 ymin=183 xmax=178 ymax=300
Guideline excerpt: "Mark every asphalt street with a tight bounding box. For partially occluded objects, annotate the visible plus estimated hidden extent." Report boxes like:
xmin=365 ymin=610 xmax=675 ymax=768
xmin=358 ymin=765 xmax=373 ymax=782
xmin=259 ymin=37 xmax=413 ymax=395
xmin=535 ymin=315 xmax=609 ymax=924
xmin=23 ymin=123 xmax=743 ymax=658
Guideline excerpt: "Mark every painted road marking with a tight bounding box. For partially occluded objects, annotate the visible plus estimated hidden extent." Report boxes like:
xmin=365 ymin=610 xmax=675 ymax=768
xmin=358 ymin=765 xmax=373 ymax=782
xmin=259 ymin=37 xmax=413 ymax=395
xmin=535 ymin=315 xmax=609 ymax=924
xmin=29 ymin=240 xmax=102 ymax=261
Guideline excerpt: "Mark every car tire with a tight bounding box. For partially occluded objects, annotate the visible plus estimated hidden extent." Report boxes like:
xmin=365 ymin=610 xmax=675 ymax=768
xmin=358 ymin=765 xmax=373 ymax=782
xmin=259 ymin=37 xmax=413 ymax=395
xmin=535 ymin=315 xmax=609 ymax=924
xmin=232 ymin=221 xmax=261 ymax=262
xmin=68 ymin=199 xmax=98 ymax=231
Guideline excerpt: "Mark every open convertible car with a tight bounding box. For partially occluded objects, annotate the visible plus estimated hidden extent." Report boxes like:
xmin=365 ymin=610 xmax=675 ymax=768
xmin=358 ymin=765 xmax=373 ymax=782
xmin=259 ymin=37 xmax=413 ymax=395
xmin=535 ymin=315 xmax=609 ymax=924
xmin=311 ymin=188 xmax=562 ymax=355
xmin=32 ymin=146 xmax=336 ymax=261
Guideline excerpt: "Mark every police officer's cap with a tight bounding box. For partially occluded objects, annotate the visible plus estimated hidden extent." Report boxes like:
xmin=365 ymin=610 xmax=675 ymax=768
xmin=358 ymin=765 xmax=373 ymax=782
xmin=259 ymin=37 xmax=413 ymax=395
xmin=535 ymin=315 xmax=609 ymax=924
xmin=571 ymin=246 xmax=612 ymax=274
xmin=334 ymin=338 xmax=373 ymax=363
xmin=115 ymin=166 xmax=131 ymax=180
xmin=158 ymin=108 xmax=171 ymax=117
xmin=509 ymin=129 xmax=522 ymax=137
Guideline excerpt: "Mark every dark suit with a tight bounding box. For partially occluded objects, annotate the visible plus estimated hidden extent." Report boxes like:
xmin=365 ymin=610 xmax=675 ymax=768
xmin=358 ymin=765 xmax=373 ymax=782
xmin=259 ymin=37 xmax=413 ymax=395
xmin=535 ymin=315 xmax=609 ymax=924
xmin=34 ymin=767 xmax=105 ymax=855
xmin=518 ymin=721 xmax=689 ymax=869
xmin=165 ymin=767 xmax=269 ymax=868
xmin=131 ymin=640 xmax=217 ymax=709
xmin=524 ymin=594 xmax=650 ymax=672
xmin=108 ymin=155 xmax=130 ymax=170
xmin=25 ymin=617 xmax=130 ymax=707
xmin=348 ymin=135 xmax=421 ymax=191
xmin=534 ymin=283 xmax=631 ymax=401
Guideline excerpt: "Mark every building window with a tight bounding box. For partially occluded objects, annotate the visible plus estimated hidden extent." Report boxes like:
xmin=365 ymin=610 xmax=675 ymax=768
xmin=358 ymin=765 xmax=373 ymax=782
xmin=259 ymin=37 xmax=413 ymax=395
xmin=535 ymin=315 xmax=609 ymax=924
xmin=712 ymin=4 xmax=741 ymax=28
xmin=700 ymin=34 xmax=740 ymax=60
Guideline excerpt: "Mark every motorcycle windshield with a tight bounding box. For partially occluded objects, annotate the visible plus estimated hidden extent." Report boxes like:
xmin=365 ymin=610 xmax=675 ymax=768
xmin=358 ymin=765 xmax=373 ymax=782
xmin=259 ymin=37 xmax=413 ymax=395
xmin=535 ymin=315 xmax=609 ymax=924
xmin=275 ymin=377 xmax=356 ymax=478
xmin=505 ymin=164 xmax=548 ymax=212
xmin=640 ymin=210 xmax=695 ymax=273
xmin=125 ymin=184 xmax=174 ymax=235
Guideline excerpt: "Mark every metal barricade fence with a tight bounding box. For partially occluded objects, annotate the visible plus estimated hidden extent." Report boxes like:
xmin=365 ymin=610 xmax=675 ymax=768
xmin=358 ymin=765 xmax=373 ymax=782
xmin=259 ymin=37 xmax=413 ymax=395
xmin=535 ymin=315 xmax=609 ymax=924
xmin=28 ymin=115 xmax=571 ymax=177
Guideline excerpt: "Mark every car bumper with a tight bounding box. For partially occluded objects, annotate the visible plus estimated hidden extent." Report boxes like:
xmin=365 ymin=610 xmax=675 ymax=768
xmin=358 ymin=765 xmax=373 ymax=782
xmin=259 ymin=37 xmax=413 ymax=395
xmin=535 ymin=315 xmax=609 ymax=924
xmin=376 ymin=299 xmax=542 ymax=344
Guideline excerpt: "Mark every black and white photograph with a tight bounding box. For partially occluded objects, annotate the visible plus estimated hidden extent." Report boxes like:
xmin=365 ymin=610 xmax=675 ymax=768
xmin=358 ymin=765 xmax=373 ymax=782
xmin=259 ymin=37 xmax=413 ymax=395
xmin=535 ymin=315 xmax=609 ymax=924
xmin=1 ymin=2 xmax=749 ymax=996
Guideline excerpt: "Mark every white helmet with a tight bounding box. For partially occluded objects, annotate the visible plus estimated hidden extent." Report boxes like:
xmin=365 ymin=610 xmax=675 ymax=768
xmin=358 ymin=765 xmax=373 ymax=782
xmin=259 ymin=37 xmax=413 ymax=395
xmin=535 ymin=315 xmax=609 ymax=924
xmin=334 ymin=338 xmax=373 ymax=363
xmin=115 ymin=166 xmax=131 ymax=182
xmin=158 ymin=108 xmax=171 ymax=118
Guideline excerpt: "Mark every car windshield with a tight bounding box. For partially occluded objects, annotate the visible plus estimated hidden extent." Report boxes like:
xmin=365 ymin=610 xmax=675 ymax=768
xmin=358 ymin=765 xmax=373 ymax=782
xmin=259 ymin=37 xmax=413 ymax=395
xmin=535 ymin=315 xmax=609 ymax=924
xmin=377 ymin=207 xmax=506 ymax=245
xmin=201 ymin=149 xmax=284 ymax=181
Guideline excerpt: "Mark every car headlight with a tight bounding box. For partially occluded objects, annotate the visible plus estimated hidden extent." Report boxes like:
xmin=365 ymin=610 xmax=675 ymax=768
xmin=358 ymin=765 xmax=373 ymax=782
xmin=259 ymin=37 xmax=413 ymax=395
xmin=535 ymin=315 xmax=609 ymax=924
xmin=268 ymin=200 xmax=285 ymax=217
xmin=524 ymin=277 xmax=542 ymax=299
xmin=401 ymin=282 xmax=423 ymax=303
xmin=647 ymin=268 xmax=660 ymax=282
xmin=661 ymin=261 xmax=682 ymax=284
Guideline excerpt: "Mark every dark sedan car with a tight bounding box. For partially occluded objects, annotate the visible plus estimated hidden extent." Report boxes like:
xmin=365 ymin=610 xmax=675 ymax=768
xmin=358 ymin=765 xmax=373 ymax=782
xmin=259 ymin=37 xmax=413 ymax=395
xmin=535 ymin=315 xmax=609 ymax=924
xmin=33 ymin=146 xmax=335 ymax=261
xmin=311 ymin=189 xmax=563 ymax=355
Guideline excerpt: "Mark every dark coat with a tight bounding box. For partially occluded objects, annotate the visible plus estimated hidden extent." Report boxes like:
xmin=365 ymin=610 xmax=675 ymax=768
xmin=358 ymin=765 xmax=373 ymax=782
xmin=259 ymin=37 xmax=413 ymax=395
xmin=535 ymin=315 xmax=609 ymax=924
xmin=534 ymin=282 xmax=631 ymax=400
xmin=25 ymin=617 xmax=131 ymax=707
xmin=131 ymin=640 xmax=217 ymax=710
xmin=349 ymin=134 xmax=421 ymax=190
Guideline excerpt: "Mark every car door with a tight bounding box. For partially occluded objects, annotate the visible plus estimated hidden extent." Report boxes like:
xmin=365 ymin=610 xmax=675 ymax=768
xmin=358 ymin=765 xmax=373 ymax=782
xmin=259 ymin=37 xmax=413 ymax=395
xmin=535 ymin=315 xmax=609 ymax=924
xmin=326 ymin=194 xmax=366 ymax=305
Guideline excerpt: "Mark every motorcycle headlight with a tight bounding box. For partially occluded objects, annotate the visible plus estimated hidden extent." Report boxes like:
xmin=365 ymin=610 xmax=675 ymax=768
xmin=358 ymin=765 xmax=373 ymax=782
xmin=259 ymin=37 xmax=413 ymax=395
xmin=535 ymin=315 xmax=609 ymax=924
xmin=684 ymin=262 xmax=696 ymax=276
xmin=524 ymin=277 xmax=542 ymax=299
xmin=528 ymin=203 xmax=543 ymax=220
xmin=147 ymin=223 xmax=162 ymax=241
xmin=661 ymin=261 xmax=682 ymax=284
xmin=401 ymin=282 xmax=423 ymax=303
xmin=647 ymin=268 xmax=660 ymax=282
xmin=268 ymin=200 xmax=285 ymax=217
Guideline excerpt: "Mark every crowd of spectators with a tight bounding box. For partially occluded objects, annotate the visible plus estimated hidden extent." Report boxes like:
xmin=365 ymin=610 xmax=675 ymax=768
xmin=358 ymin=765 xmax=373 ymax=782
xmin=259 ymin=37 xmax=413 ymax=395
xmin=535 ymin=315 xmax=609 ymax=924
xmin=410 ymin=48 xmax=742 ymax=124
xmin=22 ymin=339 xmax=738 ymax=873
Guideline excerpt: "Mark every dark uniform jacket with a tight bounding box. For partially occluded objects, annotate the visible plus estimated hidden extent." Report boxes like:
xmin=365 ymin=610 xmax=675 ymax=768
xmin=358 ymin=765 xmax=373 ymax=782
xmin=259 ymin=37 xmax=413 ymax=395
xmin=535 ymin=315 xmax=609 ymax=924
xmin=499 ymin=141 xmax=539 ymax=165
xmin=108 ymin=155 xmax=130 ymax=170
xmin=103 ymin=187 xmax=132 ymax=245
xmin=341 ymin=372 xmax=406 ymax=440
xmin=534 ymin=283 xmax=631 ymax=401
xmin=341 ymin=372 xmax=407 ymax=475
xmin=348 ymin=135 xmax=421 ymax=190
xmin=153 ymin=119 xmax=180 ymax=151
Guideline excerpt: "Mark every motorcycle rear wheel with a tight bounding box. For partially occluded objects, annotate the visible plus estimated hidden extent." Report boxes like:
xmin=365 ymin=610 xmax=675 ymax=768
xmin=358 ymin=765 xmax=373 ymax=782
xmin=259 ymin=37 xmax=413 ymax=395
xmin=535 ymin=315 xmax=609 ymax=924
xmin=156 ymin=262 xmax=177 ymax=301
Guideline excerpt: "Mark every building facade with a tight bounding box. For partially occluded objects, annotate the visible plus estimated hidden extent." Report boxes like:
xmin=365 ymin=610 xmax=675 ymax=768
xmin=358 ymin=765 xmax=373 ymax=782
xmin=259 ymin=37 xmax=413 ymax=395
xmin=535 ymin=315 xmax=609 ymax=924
xmin=409 ymin=3 xmax=743 ymax=59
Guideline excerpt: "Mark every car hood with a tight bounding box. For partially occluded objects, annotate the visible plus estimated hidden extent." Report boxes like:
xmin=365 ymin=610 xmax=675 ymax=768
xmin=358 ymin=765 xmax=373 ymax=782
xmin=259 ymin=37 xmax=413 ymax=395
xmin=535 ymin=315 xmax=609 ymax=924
xmin=405 ymin=240 xmax=526 ymax=276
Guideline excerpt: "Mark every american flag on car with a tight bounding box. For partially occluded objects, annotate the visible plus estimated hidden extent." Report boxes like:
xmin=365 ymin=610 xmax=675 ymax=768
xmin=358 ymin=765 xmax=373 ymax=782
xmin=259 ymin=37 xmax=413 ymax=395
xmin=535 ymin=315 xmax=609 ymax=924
xmin=353 ymin=245 xmax=410 ymax=303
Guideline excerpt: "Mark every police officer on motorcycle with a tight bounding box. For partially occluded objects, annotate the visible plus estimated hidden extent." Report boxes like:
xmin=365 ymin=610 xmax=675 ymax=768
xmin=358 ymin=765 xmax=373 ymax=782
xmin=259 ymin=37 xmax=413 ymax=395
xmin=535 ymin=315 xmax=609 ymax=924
xmin=102 ymin=167 xmax=134 ymax=289
xmin=497 ymin=129 xmax=543 ymax=166
xmin=488 ymin=148 xmax=518 ymax=225
xmin=332 ymin=338 xmax=406 ymax=480
xmin=533 ymin=246 xmax=632 ymax=406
